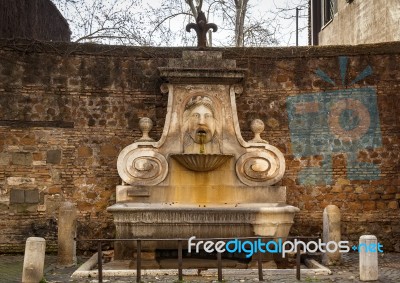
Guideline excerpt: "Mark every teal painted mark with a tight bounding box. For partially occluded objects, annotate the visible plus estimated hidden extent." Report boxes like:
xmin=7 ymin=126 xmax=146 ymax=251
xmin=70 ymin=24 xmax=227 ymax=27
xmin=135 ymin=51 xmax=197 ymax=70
xmin=315 ymin=69 xmax=336 ymax=86
xmin=297 ymin=156 xmax=332 ymax=186
xmin=287 ymin=57 xmax=381 ymax=185
xmin=339 ymin=56 xmax=348 ymax=85
xmin=347 ymin=153 xmax=380 ymax=180
xmin=349 ymin=65 xmax=373 ymax=85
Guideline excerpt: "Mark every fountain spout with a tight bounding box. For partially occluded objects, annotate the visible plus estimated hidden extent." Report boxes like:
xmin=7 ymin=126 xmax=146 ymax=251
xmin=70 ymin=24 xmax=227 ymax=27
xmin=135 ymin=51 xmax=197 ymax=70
xmin=197 ymin=131 xmax=206 ymax=153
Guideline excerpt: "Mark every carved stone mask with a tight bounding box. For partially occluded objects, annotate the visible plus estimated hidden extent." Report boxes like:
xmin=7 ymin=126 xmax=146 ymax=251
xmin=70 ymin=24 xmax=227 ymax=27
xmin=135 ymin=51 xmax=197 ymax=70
xmin=185 ymin=96 xmax=216 ymax=144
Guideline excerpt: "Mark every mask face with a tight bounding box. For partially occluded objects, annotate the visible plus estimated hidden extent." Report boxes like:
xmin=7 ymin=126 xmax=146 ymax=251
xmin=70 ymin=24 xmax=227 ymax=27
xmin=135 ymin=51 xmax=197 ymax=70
xmin=187 ymin=104 xmax=216 ymax=144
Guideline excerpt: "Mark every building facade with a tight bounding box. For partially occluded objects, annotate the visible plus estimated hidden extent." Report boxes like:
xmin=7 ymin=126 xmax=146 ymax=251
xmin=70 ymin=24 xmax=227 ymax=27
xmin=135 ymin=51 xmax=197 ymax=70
xmin=0 ymin=0 xmax=70 ymax=41
xmin=310 ymin=0 xmax=400 ymax=45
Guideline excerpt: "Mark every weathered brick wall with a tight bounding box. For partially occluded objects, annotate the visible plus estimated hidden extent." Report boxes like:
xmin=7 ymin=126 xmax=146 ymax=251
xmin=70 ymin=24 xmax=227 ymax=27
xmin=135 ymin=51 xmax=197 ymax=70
xmin=0 ymin=40 xmax=399 ymax=253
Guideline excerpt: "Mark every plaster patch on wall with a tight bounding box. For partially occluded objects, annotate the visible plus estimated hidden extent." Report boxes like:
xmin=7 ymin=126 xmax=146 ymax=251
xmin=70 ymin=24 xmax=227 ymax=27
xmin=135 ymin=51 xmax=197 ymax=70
xmin=287 ymin=57 xmax=382 ymax=185
xmin=7 ymin=177 xmax=35 ymax=186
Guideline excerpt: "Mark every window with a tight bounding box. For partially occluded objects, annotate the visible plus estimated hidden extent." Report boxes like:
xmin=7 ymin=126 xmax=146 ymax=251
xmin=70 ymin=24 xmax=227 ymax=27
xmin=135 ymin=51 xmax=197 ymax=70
xmin=322 ymin=0 xmax=338 ymax=25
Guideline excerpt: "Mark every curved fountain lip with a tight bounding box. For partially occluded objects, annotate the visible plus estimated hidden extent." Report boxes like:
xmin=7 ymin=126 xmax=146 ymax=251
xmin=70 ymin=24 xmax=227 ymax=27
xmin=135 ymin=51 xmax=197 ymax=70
xmin=170 ymin=153 xmax=234 ymax=172
xmin=107 ymin=202 xmax=300 ymax=213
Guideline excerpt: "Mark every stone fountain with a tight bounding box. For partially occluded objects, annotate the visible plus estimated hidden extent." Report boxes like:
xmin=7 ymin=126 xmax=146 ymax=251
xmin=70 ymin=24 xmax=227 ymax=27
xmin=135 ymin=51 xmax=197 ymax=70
xmin=107 ymin=13 xmax=299 ymax=264
xmin=107 ymin=50 xmax=299 ymax=262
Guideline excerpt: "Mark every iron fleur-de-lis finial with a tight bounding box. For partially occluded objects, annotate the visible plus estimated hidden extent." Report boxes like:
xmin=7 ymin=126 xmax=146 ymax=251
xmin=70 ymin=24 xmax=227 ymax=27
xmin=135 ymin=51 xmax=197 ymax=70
xmin=186 ymin=10 xmax=218 ymax=49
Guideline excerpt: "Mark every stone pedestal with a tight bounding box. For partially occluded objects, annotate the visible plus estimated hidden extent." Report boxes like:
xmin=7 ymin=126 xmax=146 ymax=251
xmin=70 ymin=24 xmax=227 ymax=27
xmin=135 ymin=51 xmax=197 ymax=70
xmin=109 ymin=202 xmax=298 ymax=259
xmin=22 ymin=237 xmax=46 ymax=283
xmin=359 ymin=235 xmax=378 ymax=281
xmin=322 ymin=205 xmax=341 ymax=265
xmin=57 ymin=201 xmax=77 ymax=267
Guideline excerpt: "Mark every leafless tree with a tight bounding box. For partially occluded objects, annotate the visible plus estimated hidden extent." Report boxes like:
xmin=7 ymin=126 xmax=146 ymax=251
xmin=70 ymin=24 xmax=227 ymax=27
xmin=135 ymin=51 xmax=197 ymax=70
xmin=51 ymin=0 xmax=306 ymax=47
xmin=205 ymin=0 xmax=279 ymax=47
xmin=234 ymin=0 xmax=248 ymax=47
xmin=147 ymin=0 xmax=279 ymax=47
xmin=272 ymin=0 xmax=308 ymax=45
xmin=51 ymin=0 xmax=149 ymax=45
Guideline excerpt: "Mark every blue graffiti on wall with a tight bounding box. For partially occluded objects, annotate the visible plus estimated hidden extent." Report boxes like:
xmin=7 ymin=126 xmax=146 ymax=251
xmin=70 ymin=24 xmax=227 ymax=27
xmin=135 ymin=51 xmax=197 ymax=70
xmin=287 ymin=57 xmax=382 ymax=185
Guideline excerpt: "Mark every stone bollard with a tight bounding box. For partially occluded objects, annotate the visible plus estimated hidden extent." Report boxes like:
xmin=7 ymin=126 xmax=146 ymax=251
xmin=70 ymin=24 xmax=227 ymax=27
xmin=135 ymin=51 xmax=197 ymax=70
xmin=22 ymin=237 xmax=46 ymax=283
xmin=57 ymin=201 xmax=77 ymax=267
xmin=359 ymin=235 xmax=379 ymax=281
xmin=322 ymin=204 xmax=341 ymax=265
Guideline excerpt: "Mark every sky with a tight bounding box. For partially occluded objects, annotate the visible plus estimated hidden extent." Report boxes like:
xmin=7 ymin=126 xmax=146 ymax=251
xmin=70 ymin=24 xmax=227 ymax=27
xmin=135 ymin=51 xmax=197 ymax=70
xmin=199 ymin=0 xmax=309 ymax=46
xmin=268 ymin=0 xmax=309 ymax=46
xmin=53 ymin=0 xmax=308 ymax=47
xmin=142 ymin=0 xmax=309 ymax=46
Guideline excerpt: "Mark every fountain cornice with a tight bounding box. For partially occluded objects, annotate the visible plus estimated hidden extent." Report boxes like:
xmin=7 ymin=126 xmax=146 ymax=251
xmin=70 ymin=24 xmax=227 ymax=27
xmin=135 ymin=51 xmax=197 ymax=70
xmin=158 ymin=50 xmax=246 ymax=84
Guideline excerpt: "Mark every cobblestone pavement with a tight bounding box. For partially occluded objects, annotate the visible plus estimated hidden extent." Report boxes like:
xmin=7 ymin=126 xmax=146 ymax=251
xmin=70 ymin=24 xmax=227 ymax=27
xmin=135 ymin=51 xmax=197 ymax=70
xmin=0 ymin=253 xmax=399 ymax=283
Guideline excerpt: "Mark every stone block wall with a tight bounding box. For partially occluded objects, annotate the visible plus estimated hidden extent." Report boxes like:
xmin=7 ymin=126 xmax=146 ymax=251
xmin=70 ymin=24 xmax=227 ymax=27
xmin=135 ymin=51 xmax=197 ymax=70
xmin=0 ymin=40 xmax=399 ymax=252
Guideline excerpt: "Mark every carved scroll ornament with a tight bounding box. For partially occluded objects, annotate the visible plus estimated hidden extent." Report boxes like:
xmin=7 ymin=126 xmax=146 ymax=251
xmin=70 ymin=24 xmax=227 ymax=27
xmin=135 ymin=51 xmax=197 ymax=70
xmin=235 ymin=145 xmax=285 ymax=186
xmin=117 ymin=148 xmax=168 ymax=186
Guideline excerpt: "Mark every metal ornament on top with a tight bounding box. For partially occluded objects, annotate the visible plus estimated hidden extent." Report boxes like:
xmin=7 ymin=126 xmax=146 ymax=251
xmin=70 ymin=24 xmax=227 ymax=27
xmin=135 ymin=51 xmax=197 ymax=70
xmin=186 ymin=10 xmax=218 ymax=49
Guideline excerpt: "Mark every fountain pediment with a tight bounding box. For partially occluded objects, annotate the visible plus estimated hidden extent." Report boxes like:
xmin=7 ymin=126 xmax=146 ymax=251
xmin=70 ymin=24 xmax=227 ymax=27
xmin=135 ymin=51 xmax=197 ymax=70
xmin=116 ymin=50 xmax=286 ymax=189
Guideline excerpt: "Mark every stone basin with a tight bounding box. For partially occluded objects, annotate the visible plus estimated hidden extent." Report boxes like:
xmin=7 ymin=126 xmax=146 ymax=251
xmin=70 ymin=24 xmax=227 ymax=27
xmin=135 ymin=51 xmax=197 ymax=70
xmin=170 ymin=153 xmax=234 ymax=172
xmin=107 ymin=202 xmax=299 ymax=258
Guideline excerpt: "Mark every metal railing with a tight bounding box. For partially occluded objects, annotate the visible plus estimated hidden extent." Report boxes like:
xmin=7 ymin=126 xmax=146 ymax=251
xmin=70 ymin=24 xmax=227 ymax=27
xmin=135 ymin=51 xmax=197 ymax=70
xmin=76 ymin=236 xmax=318 ymax=283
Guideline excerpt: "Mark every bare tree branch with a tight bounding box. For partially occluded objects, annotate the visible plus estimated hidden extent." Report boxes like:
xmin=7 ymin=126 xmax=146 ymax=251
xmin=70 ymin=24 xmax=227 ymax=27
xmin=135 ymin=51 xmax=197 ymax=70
xmin=185 ymin=0 xmax=198 ymax=18
xmin=51 ymin=0 xmax=306 ymax=47
xmin=149 ymin=12 xmax=192 ymax=41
